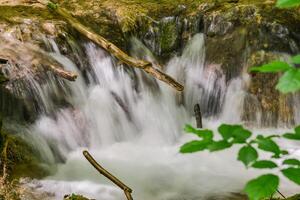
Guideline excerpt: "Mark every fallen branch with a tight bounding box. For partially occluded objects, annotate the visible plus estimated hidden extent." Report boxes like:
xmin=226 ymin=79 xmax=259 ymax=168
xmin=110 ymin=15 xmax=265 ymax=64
xmin=48 ymin=64 xmax=77 ymax=81
xmin=40 ymin=1 xmax=183 ymax=91
xmin=83 ymin=150 xmax=134 ymax=200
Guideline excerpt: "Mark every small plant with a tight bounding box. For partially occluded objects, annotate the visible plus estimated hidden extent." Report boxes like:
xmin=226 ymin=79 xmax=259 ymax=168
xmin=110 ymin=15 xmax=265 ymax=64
xmin=180 ymin=124 xmax=300 ymax=200
xmin=64 ymin=193 xmax=90 ymax=200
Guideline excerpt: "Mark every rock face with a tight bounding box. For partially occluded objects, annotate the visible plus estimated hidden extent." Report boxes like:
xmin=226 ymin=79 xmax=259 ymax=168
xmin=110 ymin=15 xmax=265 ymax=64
xmin=197 ymin=2 xmax=300 ymax=127
xmin=0 ymin=5 xmax=88 ymax=122
xmin=1 ymin=0 xmax=300 ymax=127
xmin=46 ymin=0 xmax=300 ymax=127
xmin=0 ymin=1 xmax=300 ymax=199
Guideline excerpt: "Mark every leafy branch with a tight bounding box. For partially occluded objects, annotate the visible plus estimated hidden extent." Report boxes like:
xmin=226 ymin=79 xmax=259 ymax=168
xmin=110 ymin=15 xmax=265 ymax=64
xmin=180 ymin=124 xmax=300 ymax=200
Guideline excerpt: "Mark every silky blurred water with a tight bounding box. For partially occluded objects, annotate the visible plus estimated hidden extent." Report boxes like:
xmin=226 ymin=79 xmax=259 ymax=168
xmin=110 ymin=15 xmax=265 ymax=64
xmin=19 ymin=34 xmax=300 ymax=200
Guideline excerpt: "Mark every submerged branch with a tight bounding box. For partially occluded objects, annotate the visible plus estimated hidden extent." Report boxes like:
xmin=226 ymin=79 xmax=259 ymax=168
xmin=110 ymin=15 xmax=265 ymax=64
xmin=40 ymin=1 xmax=183 ymax=91
xmin=83 ymin=150 xmax=134 ymax=200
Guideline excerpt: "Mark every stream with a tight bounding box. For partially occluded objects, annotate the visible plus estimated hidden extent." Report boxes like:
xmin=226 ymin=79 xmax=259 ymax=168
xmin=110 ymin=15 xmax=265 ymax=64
xmin=12 ymin=33 xmax=300 ymax=200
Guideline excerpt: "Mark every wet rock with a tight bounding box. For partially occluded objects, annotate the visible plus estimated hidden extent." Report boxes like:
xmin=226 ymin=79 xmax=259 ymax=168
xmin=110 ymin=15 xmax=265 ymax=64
xmin=64 ymin=194 xmax=92 ymax=200
xmin=244 ymin=51 xmax=296 ymax=127
xmin=0 ymin=5 xmax=89 ymax=122
xmin=0 ymin=128 xmax=49 ymax=184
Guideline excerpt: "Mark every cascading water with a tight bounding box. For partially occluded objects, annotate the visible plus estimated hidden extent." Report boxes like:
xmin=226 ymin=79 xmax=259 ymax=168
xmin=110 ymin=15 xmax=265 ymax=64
xmin=17 ymin=33 xmax=300 ymax=199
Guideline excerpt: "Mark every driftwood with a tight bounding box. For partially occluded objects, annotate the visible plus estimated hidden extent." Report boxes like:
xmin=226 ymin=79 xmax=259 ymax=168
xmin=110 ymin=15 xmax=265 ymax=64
xmin=38 ymin=1 xmax=183 ymax=91
xmin=83 ymin=150 xmax=134 ymax=200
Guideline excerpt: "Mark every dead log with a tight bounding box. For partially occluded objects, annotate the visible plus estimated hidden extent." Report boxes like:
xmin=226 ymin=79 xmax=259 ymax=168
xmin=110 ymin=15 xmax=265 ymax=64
xmin=41 ymin=1 xmax=183 ymax=91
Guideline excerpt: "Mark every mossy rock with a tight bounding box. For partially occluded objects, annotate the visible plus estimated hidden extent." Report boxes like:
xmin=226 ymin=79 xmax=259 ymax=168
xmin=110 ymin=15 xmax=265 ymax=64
xmin=0 ymin=130 xmax=49 ymax=181
xmin=64 ymin=194 xmax=92 ymax=200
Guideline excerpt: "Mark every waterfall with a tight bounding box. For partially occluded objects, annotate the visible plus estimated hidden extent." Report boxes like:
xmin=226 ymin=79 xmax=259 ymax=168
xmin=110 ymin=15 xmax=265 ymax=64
xmin=15 ymin=34 xmax=300 ymax=199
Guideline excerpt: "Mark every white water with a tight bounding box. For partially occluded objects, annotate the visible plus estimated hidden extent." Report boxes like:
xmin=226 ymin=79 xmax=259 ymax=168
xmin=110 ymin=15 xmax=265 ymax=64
xmin=20 ymin=34 xmax=300 ymax=199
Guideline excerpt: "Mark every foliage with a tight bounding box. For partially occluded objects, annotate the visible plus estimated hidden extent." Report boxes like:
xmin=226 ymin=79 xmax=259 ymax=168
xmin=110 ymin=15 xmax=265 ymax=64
xmin=250 ymin=55 xmax=300 ymax=93
xmin=180 ymin=124 xmax=300 ymax=200
xmin=276 ymin=0 xmax=300 ymax=8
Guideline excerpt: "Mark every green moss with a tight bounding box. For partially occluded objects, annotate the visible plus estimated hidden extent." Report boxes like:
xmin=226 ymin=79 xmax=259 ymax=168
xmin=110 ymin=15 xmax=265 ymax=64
xmin=159 ymin=18 xmax=178 ymax=53
xmin=64 ymin=194 xmax=90 ymax=200
xmin=0 ymin=5 xmax=57 ymax=23
xmin=0 ymin=130 xmax=49 ymax=181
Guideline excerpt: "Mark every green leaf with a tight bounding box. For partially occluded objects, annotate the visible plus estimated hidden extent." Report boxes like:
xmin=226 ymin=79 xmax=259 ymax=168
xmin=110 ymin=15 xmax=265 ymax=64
xmin=276 ymin=68 xmax=300 ymax=93
xmin=244 ymin=174 xmax=279 ymax=200
xmin=180 ymin=140 xmax=210 ymax=153
xmin=281 ymin=167 xmax=300 ymax=185
xmin=294 ymin=125 xmax=300 ymax=135
xmin=238 ymin=145 xmax=258 ymax=167
xmin=292 ymin=55 xmax=300 ymax=64
xmin=195 ymin=129 xmax=213 ymax=141
xmin=208 ymin=140 xmax=232 ymax=152
xmin=184 ymin=124 xmax=198 ymax=133
xmin=250 ymin=61 xmax=291 ymax=73
xmin=283 ymin=159 xmax=300 ymax=167
xmin=256 ymin=137 xmax=281 ymax=156
xmin=276 ymin=0 xmax=300 ymax=8
xmin=266 ymin=135 xmax=280 ymax=139
xmin=232 ymin=128 xmax=252 ymax=144
xmin=184 ymin=125 xmax=213 ymax=141
xmin=252 ymin=160 xmax=278 ymax=169
xmin=218 ymin=124 xmax=242 ymax=140
xmin=281 ymin=150 xmax=289 ymax=155
xmin=283 ymin=133 xmax=300 ymax=140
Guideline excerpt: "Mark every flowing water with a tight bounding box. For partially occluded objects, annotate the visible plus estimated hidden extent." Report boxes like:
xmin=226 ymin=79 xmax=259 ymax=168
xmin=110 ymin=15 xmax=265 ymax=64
xmin=11 ymin=34 xmax=300 ymax=199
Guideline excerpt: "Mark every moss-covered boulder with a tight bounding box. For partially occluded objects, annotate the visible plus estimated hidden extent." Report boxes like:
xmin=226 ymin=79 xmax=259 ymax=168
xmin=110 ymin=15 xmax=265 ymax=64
xmin=0 ymin=130 xmax=49 ymax=181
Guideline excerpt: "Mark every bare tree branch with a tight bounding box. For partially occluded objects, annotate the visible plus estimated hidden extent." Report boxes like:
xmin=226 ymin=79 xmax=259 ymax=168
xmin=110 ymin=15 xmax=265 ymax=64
xmin=83 ymin=150 xmax=134 ymax=200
